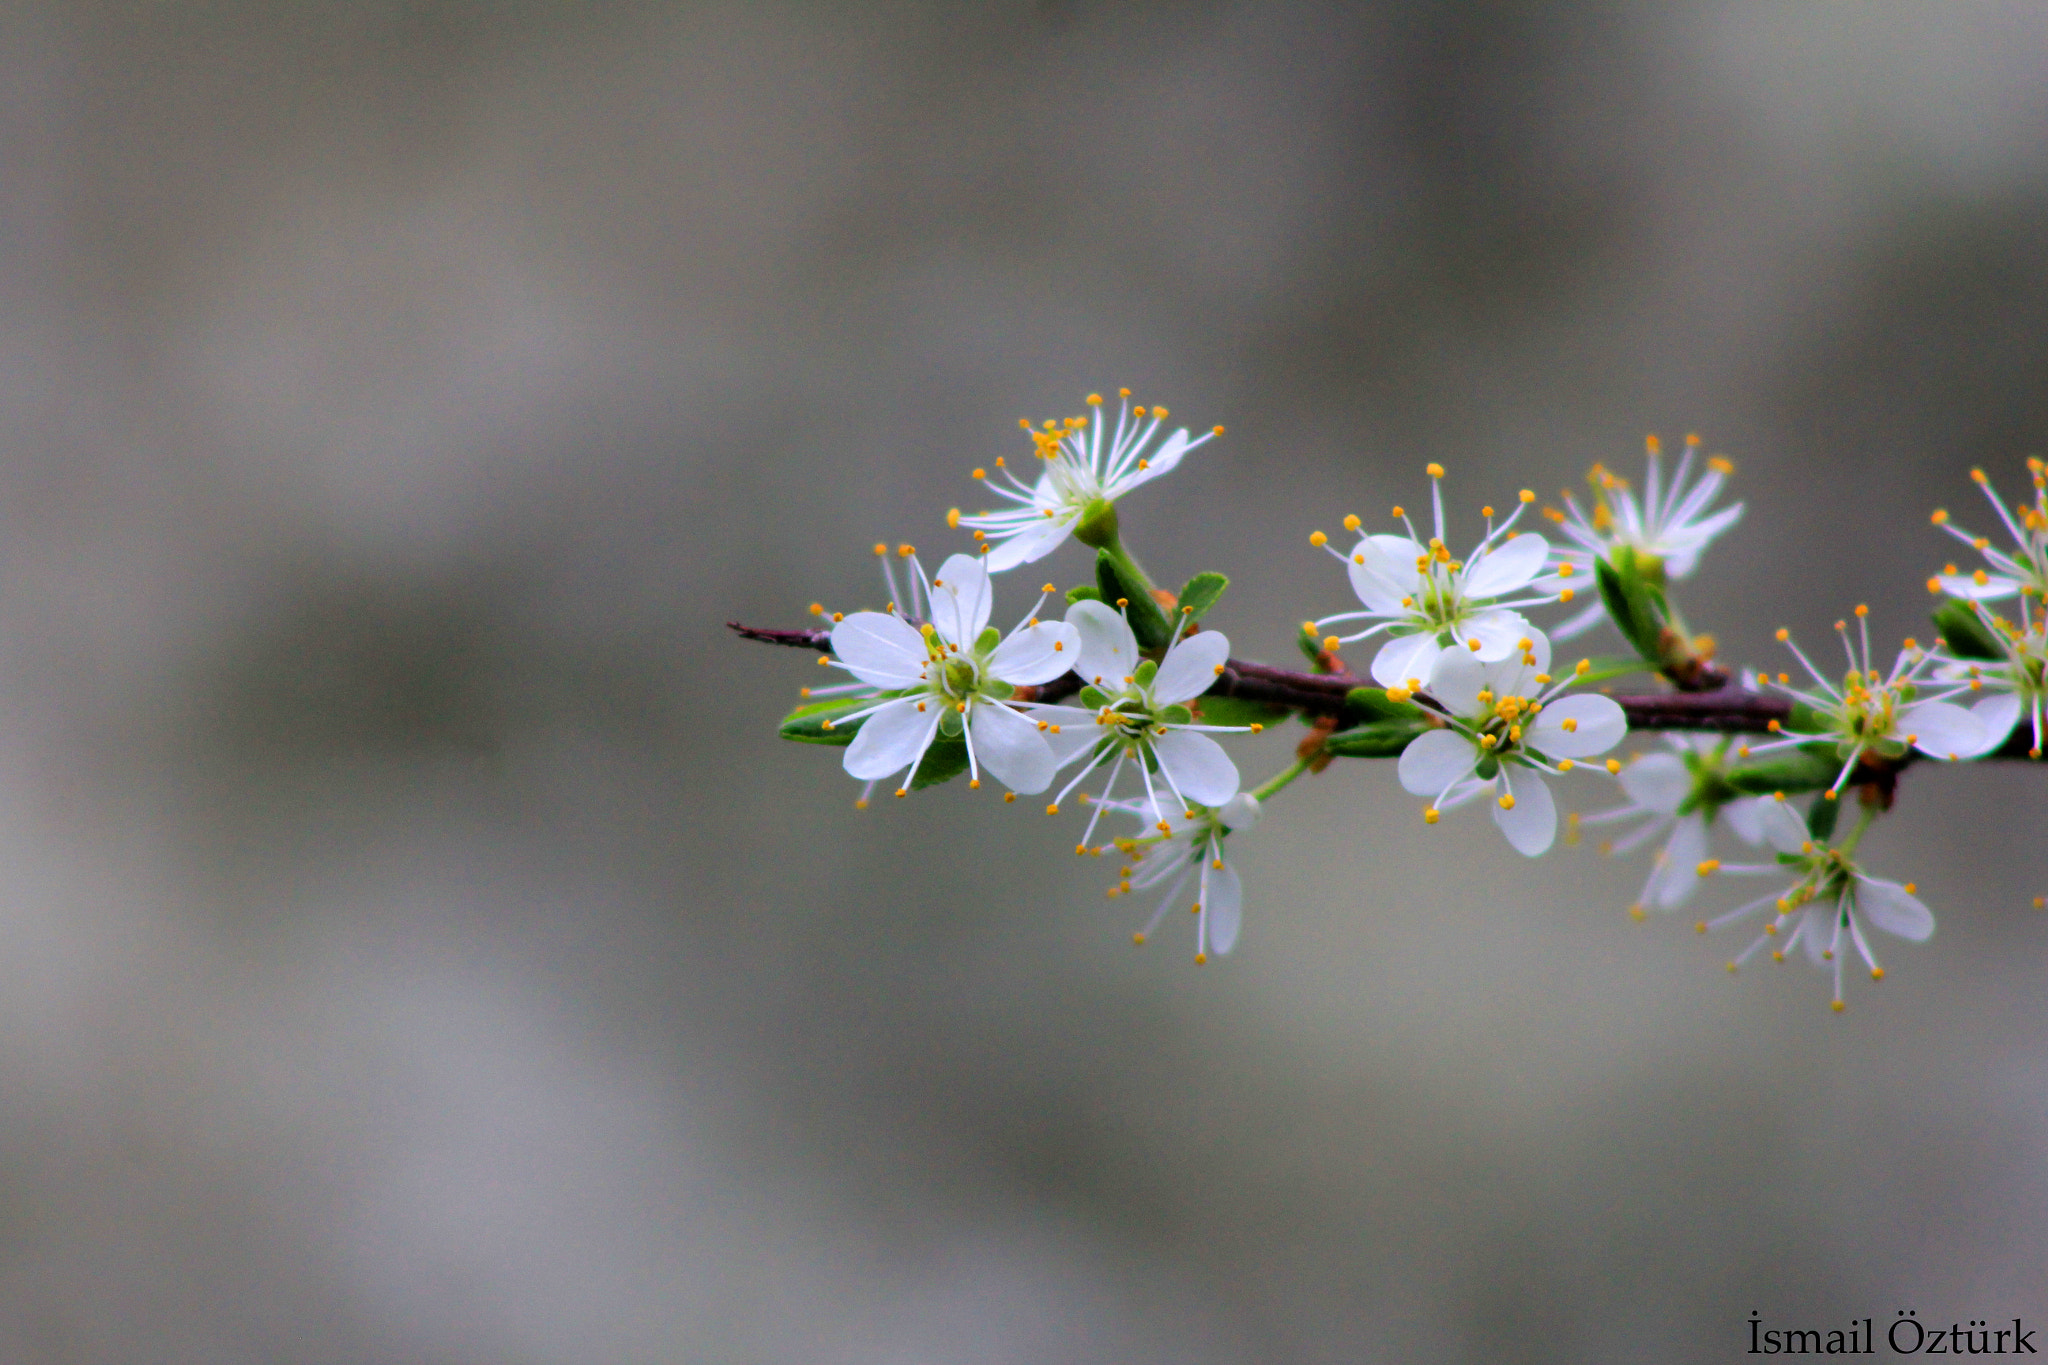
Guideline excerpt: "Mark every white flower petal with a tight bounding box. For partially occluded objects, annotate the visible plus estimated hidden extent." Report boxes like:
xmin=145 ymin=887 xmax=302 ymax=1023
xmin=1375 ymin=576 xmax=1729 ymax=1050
xmin=1463 ymin=531 xmax=1549 ymax=597
xmin=1348 ymin=535 xmax=1425 ymax=613
xmin=1800 ymin=905 xmax=1833 ymax=966
xmin=1372 ymin=632 xmax=1443 ymax=689
xmin=1855 ymin=876 xmax=1935 ymax=942
xmin=989 ymin=620 xmax=1081 ymax=685
xmin=1492 ymin=770 xmax=1557 ymax=857
xmin=1152 ymin=630 xmax=1231 ymax=704
xmin=842 ymin=699 xmax=940 ymax=781
xmin=1116 ymin=428 xmax=1192 ymax=491
xmin=1218 ymin=792 xmax=1262 ymax=831
xmin=982 ymin=512 xmax=1072 ymax=571
xmin=1154 ymin=729 xmax=1240 ymax=806
xmin=1452 ymin=608 xmax=1534 ymax=662
xmin=1425 ymin=648 xmax=1489 ymax=715
xmin=1617 ymin=753 xmax=1691 ymax=815
xmin=927 ymin=554 xmax=993 ymax=646
xmin=1067 ymin=599 xmax=1140 ymax=688
xmin=969 ymin=701 xmax=1056 ymax=794
xmin=1899 ymin=700 xmax=1988 ymax=759
xmin=1204 ymin=861 xmax=1243 ymax=956
xmin=1970 ymin=691 xmax=2022 ymax=748
xmin=1027 ymin=705 xmax=1107 ymax=767
xmin=1722 ymin=795 xmax=1768 ymax=846
xmin=1651 ymin=815 xmax=1710 ymax=910
xmin=1936 ymin=573 xmax=2021 ymax=601
xmin=1755 ymin=798 xmax=1809 ymax=854
xmin=830 ymin=612 xmax=928 ymax=689
xmin=1397 ymin=727 xmax=1475 ymax=795
xmin=1527 ymin=694 xmax=1627 ymax=758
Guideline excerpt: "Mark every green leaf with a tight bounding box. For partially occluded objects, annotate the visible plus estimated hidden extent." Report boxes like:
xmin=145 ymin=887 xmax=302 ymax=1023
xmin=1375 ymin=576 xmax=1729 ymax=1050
xmin=1724 ymin=747 xmax=1839 ymax=796
xmin=1342 ymin=686 xmax=1424 ymax=724
xmin=1096 ymin=549 xmax=1172 ymax=650
xmin=1932 ymin=598 xmax=2003 ymax=661
xmin=1597 ymin=549 xmax=1673 ymax=664
xmin=1177 ymin=572 xmax=1230 ymax=621
xmin=1322 ymin=718 xmax=1427 ymax=758
xmin=910 ymin=737 xmax=970 ymax=790
xmin=1805 ymin=790 xmax=1840 ymax=843
xmin=1193 ymin=694 xmax=1290 ymax=727
xmin=1297 ymin=629 xmax=1324 ymax=666
xmin=779 ymin=696 xmax=874 ymax=747
xmin=1065 ymin=584 xmax=1103 ymax=605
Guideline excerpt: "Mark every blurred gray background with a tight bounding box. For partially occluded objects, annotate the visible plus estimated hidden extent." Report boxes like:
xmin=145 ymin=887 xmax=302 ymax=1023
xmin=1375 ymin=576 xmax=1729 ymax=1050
xmin=0 ymin=3 xmax=2045 ymax=1361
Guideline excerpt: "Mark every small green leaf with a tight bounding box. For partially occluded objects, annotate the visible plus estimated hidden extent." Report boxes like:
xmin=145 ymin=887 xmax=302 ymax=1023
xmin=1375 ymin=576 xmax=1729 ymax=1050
xmin=1096 ymin=549 xmax=1172 ymax=650
xmin=974 ymin=626 xmax=1001 ymax=653
xmin=1297 ymin=630 xmax=1324 ymax=666
xmin=910 ymin=738 xmax=970 ymax=790
xmin=1193 ymin=694 xmax=1290 ymax=727
xmin=779 ymin=696 xmax=874 ymax=747
xmin=1724 ymin=747 xmax=1838 ymax=796
xmin=1932 ymin=598 xmax=2003 ymax=661
xmin=1322 ymin=718 xmax=1427 ymax=758
xmin=1805 ymin=790 xmax=1840 ymax=842
xmin=1134 ymin=658 xmax=1158 ymax=686
xmin=1079 ymin=685 xmax=1109 ymax=708
xmin=1065 ymin=584 xmax=1103 ymax=605
xmin=1160 ymin=704 xmax=1192 ymax=726
xmin=1177 ymin=572 xmax=1230 ymax=621
xmin=1342 ymin=687 xmax=1423 ymax=724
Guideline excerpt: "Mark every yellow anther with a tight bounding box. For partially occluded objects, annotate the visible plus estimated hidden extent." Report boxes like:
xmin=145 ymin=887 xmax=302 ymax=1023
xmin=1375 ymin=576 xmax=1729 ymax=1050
xmin=1357 ymin=555 xmax=1367 ymax=565
xmin=1423 ymin=807 xmax=1440 ymax=824
xmin=833 ymin=612 xmax=843 ymax=621
xmin=1575 ymin=658 xmax=1591 ymax=675
xmin=1519 ymin=489 xmax=1535 ymax=503
xmin=1425 ymin=462 xmax=1445 ymax=478
xmin=1605 ymin=759 xmax=1621 ymax=774
xmin=1045 ymin=803 xmax=1059 ymax=815
xmin=1831 ymin=1000 xmax=1846 ymax=1013
xmin=821 ymin=719 xmax=835 ymax=730
xmin=1697 ymin=859 xmax=1721 ymax=877
xmin=1249 ymin=723 xmax=1264 ymax=733
xmin=1775 ymin=628 xmax=1789 ymax=642
xmin=1904 ymin=882 xmax=1918 ymax=894
xmin=894 ymin=788 xmax=908 ymax=798
xmin=1694 ymin=921 xmax=1706 ymax=934
xmin=1004 ymin=792 xmax=1016 ymax=804
xmin=1558 ymin=759 xmax=1574 ymax=771
xmin=1629 ymin=904 xmax=1646 ymax=921
xmin=817 ymin=654 xmax=830 ymax=666
xmin=854 ymin=798 xmax=869 ymax=810
xmin=1086 ymin=392 xmax=1102 ymax=405
xmin=1854 ymin=603 xmax=1868 ymax=617
xmin=1303 ymin=621 xmax=1319 ymax=636
xmin=1468 ymin=638 xmax=1483 ymax=652
xmin=1975 ymin=569 xmax=1990 ymax=585
xmin=1561 ymin=717 xmax=1578 ymax=732
xmin=1194 ymin=952 xmax=1208 ymax=965
xmin=1323 ymin=637 xmax=1342 ymax=653
xmin=897 ymin=543 xmax=915 ymax=557
xmin=1559 ymin=588 xmax=1575 ymax=602
xmin=1343 ymin=514 xmax=1362 ymax=531
xmin=1309 ymin=530 xmax=1328 ymax=547
xmin=1482 ymin=506 xmax=1495 ymax=519
xmin=1386 ymin=688 xmax=1412 ymax=704
xmin=1971 ymin=467 xmax=1988 ymax=483
xmin=1390 ymin=505 xmax=1405 ymax=518
xmin=955 ymin=701 xmax=967 ymax=713
xmin=1708 ymin=456 xmax=1734 ymax=475
xmin=1497 ymin=793 xmax=1515 ymax=810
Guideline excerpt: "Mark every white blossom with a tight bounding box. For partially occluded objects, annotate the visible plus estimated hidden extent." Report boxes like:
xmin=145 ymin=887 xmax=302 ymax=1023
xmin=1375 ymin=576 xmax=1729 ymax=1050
xmin=1927 ymin=458 xmax=2048 ymax=602
xmin=1737 ymin=608 xmax=1995 ymax=795
xmin=955 ymin=390 xmax=1221 ymax=571
xmin=1699 ymin=803 xmax=1934 ymax=1011
xmin=822 ymin=553 xmax=1079 ymax=797
xmin=1927 ymin=596 xmax=2046 ymax=760
xmin=1578 ymin=736 xmax=1785 ymax=917
xmin=1396 ymin=630 xmax=1628 ymax=856
xmin=1311 ymin=464 xmax=1565 ymax=688
xmin=1101 ymin=792 xmax=1260 ymax=964
xmin=1544 ymin=434 xmax=1744 ymax=640
xmin=1028 ymin=601 xmax=1253 ymax=827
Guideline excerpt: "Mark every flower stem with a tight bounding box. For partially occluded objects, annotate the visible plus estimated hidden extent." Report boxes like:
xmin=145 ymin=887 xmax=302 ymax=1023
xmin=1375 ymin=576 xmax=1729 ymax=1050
xmin=1249 ymin=756 xmax=1314 ymax=803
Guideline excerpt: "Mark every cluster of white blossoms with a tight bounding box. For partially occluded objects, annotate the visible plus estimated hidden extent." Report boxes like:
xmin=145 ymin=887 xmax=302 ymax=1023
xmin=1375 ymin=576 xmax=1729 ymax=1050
xmin=763 ymin=395 xmax=2042 ymax=1004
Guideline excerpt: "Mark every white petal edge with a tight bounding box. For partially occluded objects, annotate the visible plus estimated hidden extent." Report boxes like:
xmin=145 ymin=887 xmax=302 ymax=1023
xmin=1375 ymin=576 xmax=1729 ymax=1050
xmin=1493 ymin=769 xmax=1557 ymax=857
xmin=1397 ymin=728 xmax=1475 ymax=796
xmin=830 ymin=612 xmax=928 ymax=689
xmin=842 ymin=699 xmax=939 ymax=781
xmin=1152 ymin=630 xmax=1231 ymax=704
xmin=968 ymin=701 xmax=1056 ymax=794
xmin=1855 ymin=876 xmax=1934 ymax=942
xmin=1154 ymin=729 xmax=1240 ymax=806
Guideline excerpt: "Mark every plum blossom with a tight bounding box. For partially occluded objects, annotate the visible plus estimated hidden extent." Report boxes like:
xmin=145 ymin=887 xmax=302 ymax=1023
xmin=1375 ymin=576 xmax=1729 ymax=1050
xmin=1396 ymin=629 xmax=1628 ymax=856
xmin=1101 ymin=792 xmax=1260 ymax=964
xmin=823 ymin=553 xmax=1079 ymax=796
xmin=956 ymin=390 xmax=1221 ymax=571
xmin=1578 ymin=736 xmax=1787 ymax=917
xmin=1310 ymin=464 xmax=1565 ymax=689
xmin=1927 ymin=458 xmax=2048 ymax=603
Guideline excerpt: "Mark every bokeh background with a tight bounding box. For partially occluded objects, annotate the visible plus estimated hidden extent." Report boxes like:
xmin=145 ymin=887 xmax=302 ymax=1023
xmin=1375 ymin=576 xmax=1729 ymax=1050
xmin=1 ymin=3 xmax=2045 ymax=1360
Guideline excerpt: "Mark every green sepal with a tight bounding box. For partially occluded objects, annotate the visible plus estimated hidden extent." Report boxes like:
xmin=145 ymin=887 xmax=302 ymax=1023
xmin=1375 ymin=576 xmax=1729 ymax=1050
xmin=1343 ymin=686 xmax=1424 ymax=723
xmin=1073 ymin=499 xmax=1120 ymax=550
xmin=1473 ymin=754 xmax=1501 ymax=781
xmin=1193 ymin=694 xmax=1290 ymax=727
xmin=1135 ymin=658 xmax=1159 ymax=686
xmin=1932 ymin=598 xmax=2003 ymax=661
xmin=1297 ymin=630 xmax=1324 ymax=666
xmin=1596 ymin=549 xmax=1672 ymax=664
xmin=1322 ymin=718 xmax=1428 ymax=758
xmin=938 ymin=706 xmax=965 ymax=738
xmin=910 ymin=738 xmax=970 ymax=790
xmin=1066 ymin=584 xmax=1103 ymax=605
xmin=1160 ymin=704 xmax=1193 ymax=726
xmin=779 ymin=696 xmax=874 ymax=747
xmin=1095 ymin=549 xmax=1172 ymax=650
xmin=1177 ymin=572 xmax=1230 ymax=622
xmin=1079 ymin=685 xmax=1109 ymax=708
xmin=1786 ymin=701 xmax=1831 ymax=735
xmin=1724 ymin=748 xmax=1838 ymax=796
xmin=973 ymin=626 xmax=1001 ymax=653
xmin=984 ymin=680 xmax=1015 ymax=701
xmin=1805 ymin=791 xmax=1840 ymax=843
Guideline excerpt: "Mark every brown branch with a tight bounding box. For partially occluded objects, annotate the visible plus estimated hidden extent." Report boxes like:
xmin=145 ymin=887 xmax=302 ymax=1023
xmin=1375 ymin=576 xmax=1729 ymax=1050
xmin=730 ymin=622 xmax=2043 ymax=759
